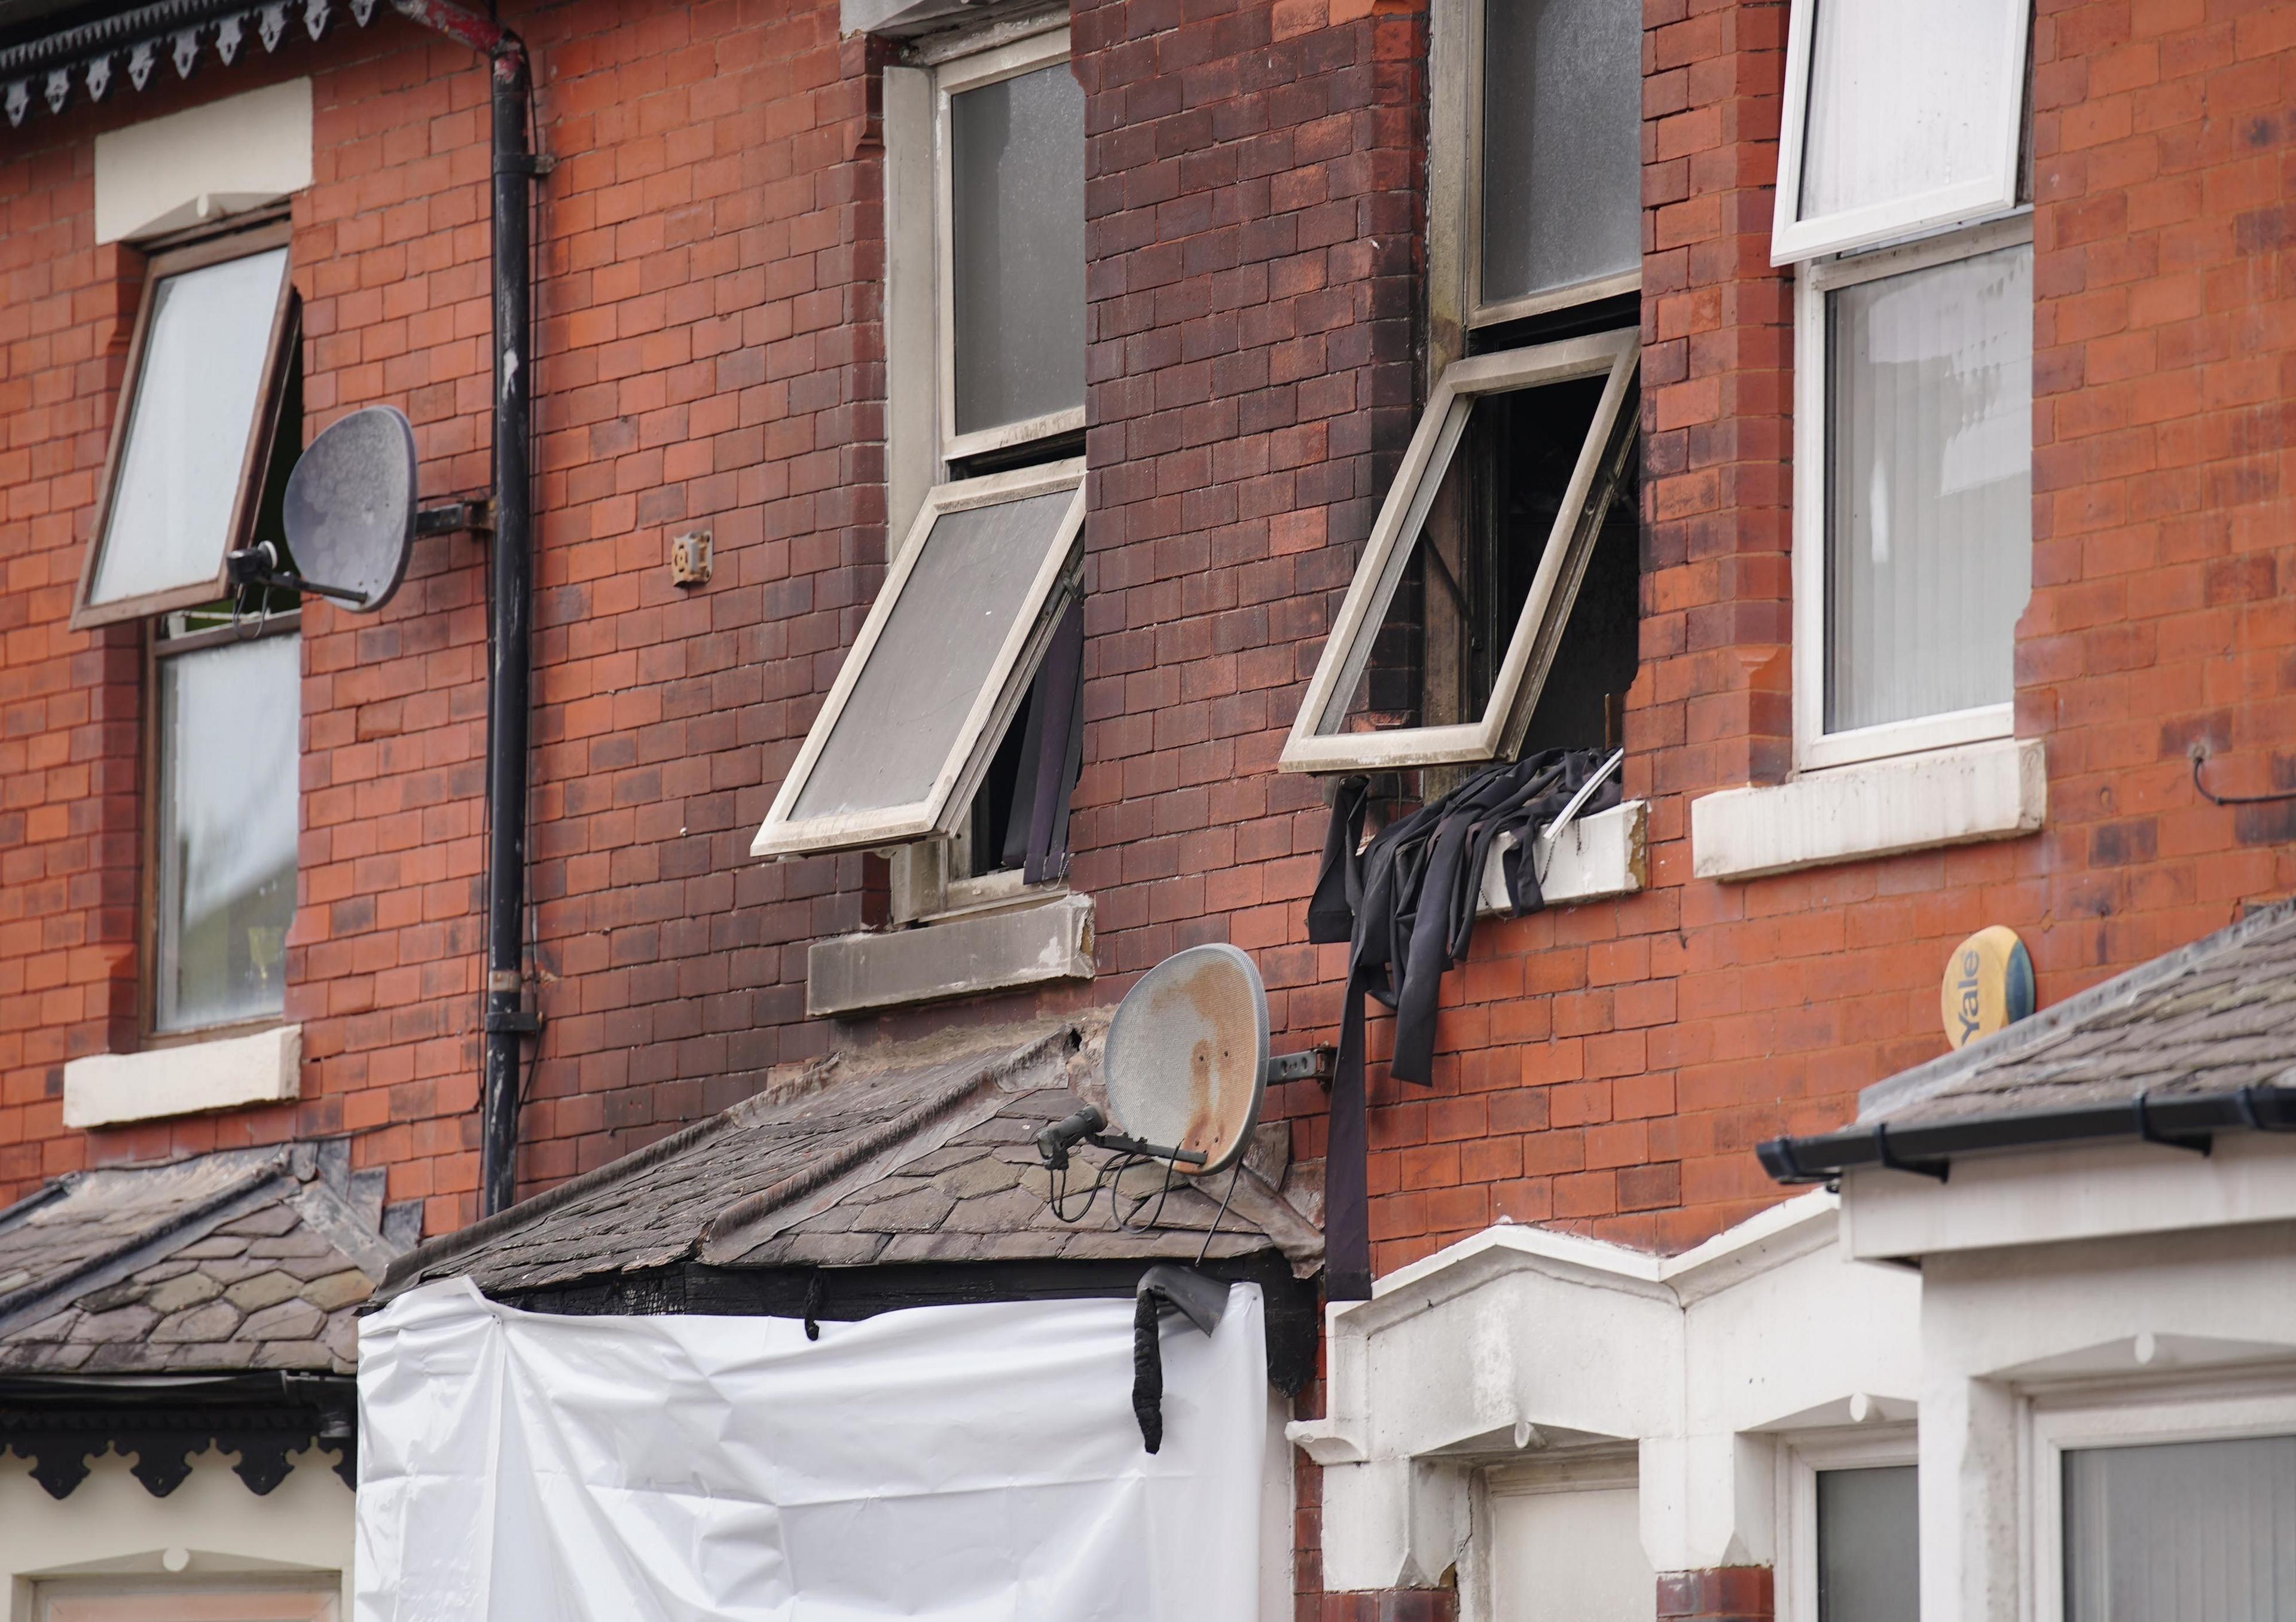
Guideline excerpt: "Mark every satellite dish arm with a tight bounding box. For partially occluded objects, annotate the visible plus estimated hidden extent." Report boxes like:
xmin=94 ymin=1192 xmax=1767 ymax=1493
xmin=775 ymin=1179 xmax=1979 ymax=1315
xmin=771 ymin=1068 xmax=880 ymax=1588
xmin=226 ymin=542 xmax=370 ymax=606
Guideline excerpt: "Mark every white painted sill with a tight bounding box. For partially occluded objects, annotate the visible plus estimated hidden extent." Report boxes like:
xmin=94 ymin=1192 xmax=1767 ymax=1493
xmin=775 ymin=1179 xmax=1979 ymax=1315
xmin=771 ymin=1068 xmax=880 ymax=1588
xmin=807 ymin=891 xmax=1094 ymax=1018
xmin=1690 ymin=737 xmax=2045 ymax=882
xmin=1475 ymin=800 xmax=1647 ymax=917
xmin=62 ymin=1024 xmax=302 ymax=1129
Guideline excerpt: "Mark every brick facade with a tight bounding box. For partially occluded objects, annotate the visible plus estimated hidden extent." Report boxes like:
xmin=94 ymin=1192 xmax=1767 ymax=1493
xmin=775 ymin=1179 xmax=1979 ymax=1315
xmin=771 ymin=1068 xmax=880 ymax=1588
xmin=1 ymin=0 xmax=2294 ymax=1606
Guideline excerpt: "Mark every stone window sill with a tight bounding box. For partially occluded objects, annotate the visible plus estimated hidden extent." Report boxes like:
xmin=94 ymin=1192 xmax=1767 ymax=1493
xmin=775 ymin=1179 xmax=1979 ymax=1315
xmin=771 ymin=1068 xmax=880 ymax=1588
xmin=1474 ymin=800 xmax=1647 ymax=917
xmin=62 ymin=1024 xmax=302 ymax=1129
xmin=807 ymin=892 xmax=1094 ymax=1018
xmin=1690 ymin=737 xmax=2045 ymax=882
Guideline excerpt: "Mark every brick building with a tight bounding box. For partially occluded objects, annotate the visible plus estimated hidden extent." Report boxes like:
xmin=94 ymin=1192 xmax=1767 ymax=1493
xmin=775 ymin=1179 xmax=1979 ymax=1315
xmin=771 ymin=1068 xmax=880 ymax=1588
xmin=1 ymin=0 xmax=2293 ymax=1614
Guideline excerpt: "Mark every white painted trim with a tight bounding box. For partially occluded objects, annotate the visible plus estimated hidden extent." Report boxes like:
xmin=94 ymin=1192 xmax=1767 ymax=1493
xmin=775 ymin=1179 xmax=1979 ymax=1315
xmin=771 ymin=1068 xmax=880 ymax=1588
xmin=883 ymin=63 xmax=940 ymax=545
xmin=1474 ymin=801 xmax=1647 ymax=916
xmin=1768 ymin=0 xmax=2031 ymax=265
xmin=751 ymin=462 xmax=1084 ymax=859
xmin=94 ymin=79 xmax=312 ymax=245
xmin=2028 ymin=1386 xmax=2296 ymax=1622
xmin=932 ymin=27 xmax=1080 ymax=465
xmin=61 ymin=1025 xmax=301 ymax=1129
xmin=1790 ymin=213 xmax=2033 ymax=774
xmin=1690 ymin=737 xmax=2045 ymax=882
xmin=1279 ymin=330 xmax=1640 ymax=774
xmin=1840 ymin=1132 xmax=2296 ymax=1264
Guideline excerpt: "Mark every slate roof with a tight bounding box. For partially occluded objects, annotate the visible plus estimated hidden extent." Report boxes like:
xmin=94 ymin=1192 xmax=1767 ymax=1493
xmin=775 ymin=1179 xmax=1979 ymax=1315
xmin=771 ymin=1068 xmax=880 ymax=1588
xmin=0 ymin=1141 xmax=409 ymax=1376
xmin=381 ymin=1017 xmax=1325 ymax=1303
xmin=1860 ymin=897 xmax=2296 ymax=1129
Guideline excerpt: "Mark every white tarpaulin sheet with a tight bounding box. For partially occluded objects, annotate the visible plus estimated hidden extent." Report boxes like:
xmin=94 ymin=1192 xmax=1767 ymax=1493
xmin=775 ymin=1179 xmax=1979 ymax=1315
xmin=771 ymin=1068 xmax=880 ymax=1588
xmin=355 ymin=1278 xmax=1268 ymax=1622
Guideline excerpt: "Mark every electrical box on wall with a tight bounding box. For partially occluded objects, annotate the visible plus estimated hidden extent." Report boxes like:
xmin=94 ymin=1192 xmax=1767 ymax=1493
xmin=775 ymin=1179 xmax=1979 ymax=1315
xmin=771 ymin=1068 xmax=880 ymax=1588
xmin=670 ymin=530 xmax=713 ymax=588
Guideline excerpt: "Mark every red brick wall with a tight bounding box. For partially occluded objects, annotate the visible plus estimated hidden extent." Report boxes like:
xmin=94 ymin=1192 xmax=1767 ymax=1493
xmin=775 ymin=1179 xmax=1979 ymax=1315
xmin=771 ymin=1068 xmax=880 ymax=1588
xmin=2 ymin=0 xmax=2294 ymax=1281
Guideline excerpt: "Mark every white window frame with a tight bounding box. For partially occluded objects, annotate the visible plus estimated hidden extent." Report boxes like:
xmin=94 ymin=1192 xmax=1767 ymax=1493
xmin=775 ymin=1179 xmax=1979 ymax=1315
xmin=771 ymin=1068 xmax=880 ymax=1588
xmin=750 ymin=460 xmax=1085 ymax=859
xmin=2028 ymin=1381 xmax=2296 ymax=1622
xmin=1469 ymin=1449 xmax=1649 ymax=1622
xmin=1280 ymin=327 xmax=1639 ymax=774
xmin=1769 ymin=0 xmax=2032 ymax=265
xmin=1790 ymin=210 xmax=2032 ymax=774
xmin=1776 ymin=1426 xmax=1918 ymax=1622
xmin=932 ymin=26 xmax=1086 ymax=466
xmin=1449 ymin=0 xmax=1644 ymax=333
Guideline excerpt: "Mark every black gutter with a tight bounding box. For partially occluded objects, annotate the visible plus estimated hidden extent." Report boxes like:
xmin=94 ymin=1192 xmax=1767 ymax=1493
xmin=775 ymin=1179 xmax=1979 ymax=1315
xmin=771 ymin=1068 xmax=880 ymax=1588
xmin=386 ymin=0 xmax=538 ymax=1218
xmin=1758 ymin=1082 xmax=2296 ymax=1186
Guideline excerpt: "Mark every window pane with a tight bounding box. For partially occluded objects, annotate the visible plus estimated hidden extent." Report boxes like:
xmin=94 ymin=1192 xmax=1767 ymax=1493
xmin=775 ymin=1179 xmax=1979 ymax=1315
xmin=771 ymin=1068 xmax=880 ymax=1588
xmin=790 ymin=489 xmax=1074 ymax=821
xmin=1824 ymin=241 xmax=2031 ymax=735
xmin=1797 ymin=0 xmax=2022 ymax=224
xmin=951 ymin=62 xmax=1085 ymax=439
xmin=1488 ymin=1484 xmax=1655 ymax=1621
xmin=1818 ymin=1466 xmax=1919 ymax=1622
xmin=157 ymin=631 xmax=299 ymax=1032
xmin=1480 ymin=0 xmax=1642 ymax=308
xmin=89 ymin=248 xmax=289 ymax=607
xmin=2065 ymin=1435 xmax=2296 ymax=1621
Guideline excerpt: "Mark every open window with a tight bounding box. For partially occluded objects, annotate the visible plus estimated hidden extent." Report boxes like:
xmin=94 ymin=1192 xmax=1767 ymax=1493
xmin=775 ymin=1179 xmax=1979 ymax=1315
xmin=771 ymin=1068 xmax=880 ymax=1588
xmin=72 ymin=219 xmax=298 ymax=629
xmin=1281 ymin=329 xmax=1638 ymax=774
xmin=1772 ymin=0 xmax=2032 ymax=264
xmin=752 ymin=462 xmax=1085 ymax=862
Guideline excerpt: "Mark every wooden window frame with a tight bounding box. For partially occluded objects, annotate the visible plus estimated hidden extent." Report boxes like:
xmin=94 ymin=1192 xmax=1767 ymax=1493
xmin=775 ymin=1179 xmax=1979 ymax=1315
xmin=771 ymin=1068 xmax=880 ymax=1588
xmin=1279 ymin=328 xmax=1640 ymax=775
xmin=1769 ymin=0 xmax=2032 ymax=266
xmin=141 ymin=607 xmax=301 ymax=1048
xmin=750 ymin=460 xmax=1086 ymax=860
xmin=1790 ymin=212 xmax=2031 ymax=774
xmin=932 ymin=25 xmax=1086 ymax=467
xmin=70 ymin=216 xmax=300 ymax=631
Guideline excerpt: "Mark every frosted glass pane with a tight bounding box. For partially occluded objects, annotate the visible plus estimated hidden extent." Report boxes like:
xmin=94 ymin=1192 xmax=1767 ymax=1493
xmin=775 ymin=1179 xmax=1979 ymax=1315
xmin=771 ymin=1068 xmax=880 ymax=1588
xmin=1825 ymin=242 xmax=2030 ymax=734
xmin=2065 ymin=1435 xmax=2296 ymax=1621
xmin=1480 ymin=0 xmax=1642 ymax=307
xmin=790 ymin=489 xmax=1074 ymax=821
xmin=157 ymin=631 xmax=299 ymax=1032
xmin=90 ymin=248 xmax=289 ymax=606
xmin=1799 ymin=0 xmax=2022 ymax=222
xmin=1818 ymin=1467 xmax=1919 ymax=1622
xmin=951 ymin=63 xmax=1085 ymax=438
xmin=1489 ymin=1485 xmax=1655 ymax=1622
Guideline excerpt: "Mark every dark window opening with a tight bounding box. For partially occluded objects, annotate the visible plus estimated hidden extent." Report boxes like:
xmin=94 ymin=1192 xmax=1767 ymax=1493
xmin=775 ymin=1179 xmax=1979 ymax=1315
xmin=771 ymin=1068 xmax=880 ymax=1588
xmin=966 ymin=597 xmax=1086 ymax=880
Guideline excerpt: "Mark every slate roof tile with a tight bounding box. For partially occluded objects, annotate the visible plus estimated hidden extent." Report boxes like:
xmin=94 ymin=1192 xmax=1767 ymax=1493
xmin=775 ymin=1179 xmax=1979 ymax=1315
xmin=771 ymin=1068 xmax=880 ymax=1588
xmin=383 ymin=1017 xmax=1324 ymax=1303
xmin=0 ymin=1141 xmax=406 ymax=1376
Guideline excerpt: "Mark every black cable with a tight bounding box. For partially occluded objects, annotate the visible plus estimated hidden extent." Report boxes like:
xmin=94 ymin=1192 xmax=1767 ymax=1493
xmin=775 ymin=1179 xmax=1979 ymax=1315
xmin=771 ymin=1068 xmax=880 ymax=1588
xmin=2193 ymin=750 xmax=2296 ymax=807
xmin=1195 ymin=1165 xmax=1241 ymax=1265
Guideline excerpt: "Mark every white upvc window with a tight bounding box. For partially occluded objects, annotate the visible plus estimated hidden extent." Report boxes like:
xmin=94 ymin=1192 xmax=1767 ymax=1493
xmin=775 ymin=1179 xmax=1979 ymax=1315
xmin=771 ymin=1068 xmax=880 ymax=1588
xmin=930 ymin=26 xmax=1085 ymax=468
xmin=1779 ymin=1429 xmax=1921 ymax=1622
xmin=1772 ymin=0 xmax=2033 ymax=264
xmin=1772 ymin=0 xmax=2035 ymax=778
xmin=783 ymin=17 xmax=1089 ymax=928
xmin=1289 ymin=0 xmax=1644 ymax=777
xmin=2031 ymin=1386 xmax=2296 ymax=1621
xmin=751 ymin=462 xmax=1083 ymax=862
xmin=1790 ymin=212 xmax=2034 ymax=771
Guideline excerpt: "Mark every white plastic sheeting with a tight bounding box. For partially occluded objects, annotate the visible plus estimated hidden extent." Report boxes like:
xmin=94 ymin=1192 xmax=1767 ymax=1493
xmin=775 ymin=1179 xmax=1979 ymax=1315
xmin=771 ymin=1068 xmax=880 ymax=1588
xmin=355 ymin=1278 xmax=1268 ymax=1622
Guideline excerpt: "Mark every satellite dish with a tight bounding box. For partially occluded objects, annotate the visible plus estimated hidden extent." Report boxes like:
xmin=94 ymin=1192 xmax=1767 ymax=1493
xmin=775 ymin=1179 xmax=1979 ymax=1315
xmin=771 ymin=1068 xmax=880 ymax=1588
xmin=274 ymin=404 xmax=418 ymax=612
xmin=1103 ymin=943 xmax=1269 ymax=1177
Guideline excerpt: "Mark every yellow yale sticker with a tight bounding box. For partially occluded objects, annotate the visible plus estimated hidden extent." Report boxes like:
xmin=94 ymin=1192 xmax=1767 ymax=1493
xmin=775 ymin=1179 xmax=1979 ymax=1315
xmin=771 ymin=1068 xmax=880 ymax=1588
xmin=1940 ymin=924 xmax=2036 ymax=1050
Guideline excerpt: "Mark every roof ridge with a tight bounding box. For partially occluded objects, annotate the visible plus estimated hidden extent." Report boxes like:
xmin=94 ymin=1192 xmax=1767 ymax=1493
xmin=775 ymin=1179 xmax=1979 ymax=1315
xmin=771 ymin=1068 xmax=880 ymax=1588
xmin=0 ymin=1152 xmax=296 ymax=1338
xmin=1860 ymin=896 xmax=2296 ymax=1122
xmin=696 ymin=1025 xmax=1078 ymax=1260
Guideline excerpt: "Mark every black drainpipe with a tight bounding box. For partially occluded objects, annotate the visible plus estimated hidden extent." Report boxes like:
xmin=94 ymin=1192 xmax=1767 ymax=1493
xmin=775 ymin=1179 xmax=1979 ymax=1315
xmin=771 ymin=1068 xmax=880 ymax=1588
xmin=389 ymin=0 xmax=537 ymax=1218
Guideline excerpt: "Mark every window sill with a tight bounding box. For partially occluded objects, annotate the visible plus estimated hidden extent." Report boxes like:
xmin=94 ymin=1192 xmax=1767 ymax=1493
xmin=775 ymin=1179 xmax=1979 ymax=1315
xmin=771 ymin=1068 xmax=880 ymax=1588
xmin=62 ymin=1023 xmax=302 ymax=1129
xmin=807 ymin=892 xmax=1094 ymax=1018
xmin=1475 ymin=800 xmax=1647 ymax=917
xmin=1690 ymin=737 xmax=2045 ymax=882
